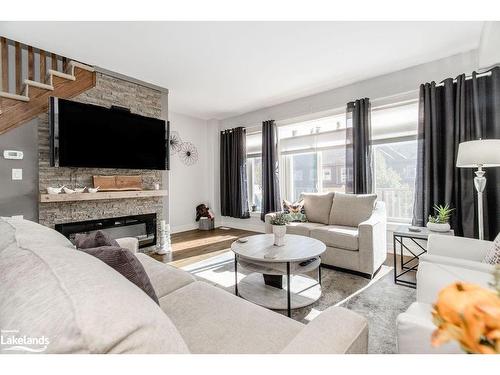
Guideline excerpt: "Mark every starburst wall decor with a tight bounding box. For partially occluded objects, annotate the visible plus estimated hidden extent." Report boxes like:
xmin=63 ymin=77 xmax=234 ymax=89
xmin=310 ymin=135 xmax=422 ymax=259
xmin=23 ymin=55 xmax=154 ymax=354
xmin=169 ymin=131 xmax=183 ymax=154
xmin=169 ymin=129 xmax=199 ymax=166
xmin=179 ymin=142 xmax=199 ymax=166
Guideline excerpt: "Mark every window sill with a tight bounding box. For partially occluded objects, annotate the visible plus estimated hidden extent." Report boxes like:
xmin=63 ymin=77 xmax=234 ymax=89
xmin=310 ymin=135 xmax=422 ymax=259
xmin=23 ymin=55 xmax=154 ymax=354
xmin=249 ymin=211 xmax=262 ymax=217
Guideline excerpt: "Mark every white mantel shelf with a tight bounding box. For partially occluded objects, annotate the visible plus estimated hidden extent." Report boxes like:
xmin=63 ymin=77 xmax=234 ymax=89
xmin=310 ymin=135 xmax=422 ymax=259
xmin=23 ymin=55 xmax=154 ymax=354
xmin=39 ymin=190 xmax=168 ymax=203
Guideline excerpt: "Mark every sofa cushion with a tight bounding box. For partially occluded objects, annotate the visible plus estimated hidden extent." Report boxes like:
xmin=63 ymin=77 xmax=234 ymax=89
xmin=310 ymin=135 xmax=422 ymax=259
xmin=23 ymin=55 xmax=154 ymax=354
xmin=136 ymin=253 xmax=196 ymax=298
xmin=160 ymin=281 xmax=303 ymax=353
xmin=0 ymin=218 xmax=189 ymax=354
xmin=329 ymin=193 xmax=377 ymax=227
xmin=310 ymin=225 xmax=359 ymax=251
xmin=302 ymin=192 xmax=334 ymax=224
xmin=79 ymin=246 xmax=159 ymax=304
xmin=285 ymin=222 xmax=326 ymax=236
xmin=1 ymin=216 xmax=74 ymax=249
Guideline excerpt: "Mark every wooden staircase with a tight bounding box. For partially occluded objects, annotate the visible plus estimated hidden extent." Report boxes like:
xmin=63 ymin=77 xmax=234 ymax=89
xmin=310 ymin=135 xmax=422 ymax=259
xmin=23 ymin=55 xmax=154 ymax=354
xmin=0 ymin=37 xmax=96 ymax=135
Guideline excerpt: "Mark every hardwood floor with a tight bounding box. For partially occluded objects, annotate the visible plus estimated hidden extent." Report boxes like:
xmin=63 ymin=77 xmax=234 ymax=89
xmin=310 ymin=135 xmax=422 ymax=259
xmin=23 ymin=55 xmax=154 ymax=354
xmin=151 ymin=228 xmax=417 ymax=285
xmin=150 ymin=227 xmax=259 ymax=268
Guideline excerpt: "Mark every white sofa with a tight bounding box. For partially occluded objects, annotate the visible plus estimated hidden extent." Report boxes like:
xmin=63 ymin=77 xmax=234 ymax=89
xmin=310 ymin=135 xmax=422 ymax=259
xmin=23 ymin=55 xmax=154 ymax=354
xmin=0 ymin=216 xmax=369 ymax=354
xmin=265 ymin=192 xmax=387 ymax=278
xmin=396 ymin=235 xmax=495 ymax=354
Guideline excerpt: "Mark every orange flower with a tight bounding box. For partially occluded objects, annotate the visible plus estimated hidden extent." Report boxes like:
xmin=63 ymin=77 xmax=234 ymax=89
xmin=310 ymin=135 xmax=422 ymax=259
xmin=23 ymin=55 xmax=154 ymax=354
xmin=431 ymin=282 xmax=500 ymax=354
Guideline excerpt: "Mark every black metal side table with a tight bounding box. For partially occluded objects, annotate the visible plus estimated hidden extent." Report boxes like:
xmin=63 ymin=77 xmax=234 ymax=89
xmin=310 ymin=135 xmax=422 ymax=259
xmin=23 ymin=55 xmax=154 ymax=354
xmin=393 ymin=226 xmax=454 ymax=288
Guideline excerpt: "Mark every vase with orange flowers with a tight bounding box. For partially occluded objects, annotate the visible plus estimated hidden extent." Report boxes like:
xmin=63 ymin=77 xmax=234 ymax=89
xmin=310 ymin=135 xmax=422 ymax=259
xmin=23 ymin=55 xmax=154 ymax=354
xmin=431 ymin=265 xmax=500 ymax=354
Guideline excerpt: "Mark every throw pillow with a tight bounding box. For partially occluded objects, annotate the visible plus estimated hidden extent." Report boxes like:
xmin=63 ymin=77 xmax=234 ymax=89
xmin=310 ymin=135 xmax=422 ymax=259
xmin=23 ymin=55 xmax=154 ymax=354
xmin=301 ymin=192 xmax=335 ymax=224
xmin=483 ymin=232 xmax=500 ymax=265
xmin=74 ymin=230 xmax=119 ymax=249
xmin=282 ymin=199 xmax=308 ymax=222
xmin=329 ymin=193 xmax=377 ymax=227
xmin=78 ymin=246 xmax=159 ymax=304
xmin=94 ymin=230 xmax=120 ymax=247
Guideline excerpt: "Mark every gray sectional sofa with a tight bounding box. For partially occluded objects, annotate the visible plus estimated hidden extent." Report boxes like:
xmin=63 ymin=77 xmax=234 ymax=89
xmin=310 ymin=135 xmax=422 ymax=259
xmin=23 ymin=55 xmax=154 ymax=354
xmin=0 ymin=216 xmax=368 ymax=354
xmin=266 ymin=192 xmax=387 ymax=278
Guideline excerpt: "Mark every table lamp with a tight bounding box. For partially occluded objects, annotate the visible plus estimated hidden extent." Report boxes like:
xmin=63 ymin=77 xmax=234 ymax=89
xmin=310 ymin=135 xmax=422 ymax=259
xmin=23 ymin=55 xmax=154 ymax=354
xmin=456 ymin=139 xmax=500 ymax=240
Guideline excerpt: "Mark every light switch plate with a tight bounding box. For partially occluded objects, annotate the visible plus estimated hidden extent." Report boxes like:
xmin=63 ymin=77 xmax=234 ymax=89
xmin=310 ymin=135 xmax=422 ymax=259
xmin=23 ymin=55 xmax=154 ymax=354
xmin=12 ymin=168 xmax=23 ymax=180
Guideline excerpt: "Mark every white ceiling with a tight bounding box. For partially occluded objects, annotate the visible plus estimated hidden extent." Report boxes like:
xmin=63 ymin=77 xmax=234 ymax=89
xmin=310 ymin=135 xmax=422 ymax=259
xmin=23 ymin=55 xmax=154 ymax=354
xmin=0 ymin=21 xmax=484 ymax=120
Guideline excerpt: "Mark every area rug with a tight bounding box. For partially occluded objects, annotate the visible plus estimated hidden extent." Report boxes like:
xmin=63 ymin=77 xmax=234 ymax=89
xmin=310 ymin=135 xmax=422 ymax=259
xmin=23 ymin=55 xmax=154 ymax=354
xmin=181 ymin=250 xmax=416 ymax=354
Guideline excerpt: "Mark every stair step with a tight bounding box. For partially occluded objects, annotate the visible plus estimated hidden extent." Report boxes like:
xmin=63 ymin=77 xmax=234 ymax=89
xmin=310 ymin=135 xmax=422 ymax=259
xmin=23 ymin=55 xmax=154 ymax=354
xmin=0 ymin=91 xmax=30 ymax=102
xmin=66 ymin=61 xmax=95 ymax=75
xmin=46 ymin=69 xmax=76 ymax=85
xmin=22 ymin=80 xmax=54 ymax=96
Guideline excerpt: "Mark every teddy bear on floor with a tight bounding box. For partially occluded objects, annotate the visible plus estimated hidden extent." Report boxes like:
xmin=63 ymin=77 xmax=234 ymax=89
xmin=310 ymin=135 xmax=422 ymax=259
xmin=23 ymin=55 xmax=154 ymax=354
xmin=196 ymin=203 xmax=214 ymax=222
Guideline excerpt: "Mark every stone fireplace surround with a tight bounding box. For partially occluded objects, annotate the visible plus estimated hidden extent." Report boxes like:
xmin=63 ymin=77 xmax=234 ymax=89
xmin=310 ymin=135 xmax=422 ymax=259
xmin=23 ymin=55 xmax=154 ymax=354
xmin=38 ymin=72 xmax=166 ymax=252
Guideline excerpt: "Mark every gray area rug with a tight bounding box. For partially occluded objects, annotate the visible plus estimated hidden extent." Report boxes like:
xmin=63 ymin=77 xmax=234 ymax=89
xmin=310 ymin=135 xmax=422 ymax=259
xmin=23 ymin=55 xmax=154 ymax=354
xmin=181 ymin=250 xmax=416 ymax=354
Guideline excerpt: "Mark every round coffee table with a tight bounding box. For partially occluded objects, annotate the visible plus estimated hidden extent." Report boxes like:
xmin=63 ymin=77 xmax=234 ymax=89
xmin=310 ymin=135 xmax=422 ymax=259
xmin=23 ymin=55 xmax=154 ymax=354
xmin=231 ymin=234 xmax=326 ymax=317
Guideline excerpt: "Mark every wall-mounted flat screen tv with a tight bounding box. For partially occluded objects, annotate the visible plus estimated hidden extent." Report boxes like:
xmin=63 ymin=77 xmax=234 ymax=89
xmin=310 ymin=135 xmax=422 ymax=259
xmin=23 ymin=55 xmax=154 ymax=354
xmin=49 ymin=97 xmax=168 ymax=170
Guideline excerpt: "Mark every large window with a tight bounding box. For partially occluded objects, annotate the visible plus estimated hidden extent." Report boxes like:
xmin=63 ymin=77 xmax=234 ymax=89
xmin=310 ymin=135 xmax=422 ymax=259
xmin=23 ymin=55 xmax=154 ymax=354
xmin=279 ymin=114 xmax=347 ymax=201
xmin=371 ymin=102 xmax=418 ymax=223
xmin=246 ymin=131 xmax=262 ymax=211
xmin=244 ymin=100 xmax=418 ymax=222
xmin=247 ymin=156 xmax=262 ymax=211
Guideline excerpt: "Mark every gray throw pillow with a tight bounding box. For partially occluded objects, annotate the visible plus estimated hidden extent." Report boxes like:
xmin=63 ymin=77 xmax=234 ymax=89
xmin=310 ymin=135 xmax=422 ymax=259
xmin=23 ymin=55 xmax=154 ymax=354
xmin=301 ymin=192 xmax=334 ymax=224
xmin=75 ymin=230 xmax=119 ymax=249
xmin=78 ymin=246 xmax=159 ymax=304
xmin=329 ymin=193 xmax=377 ymax=227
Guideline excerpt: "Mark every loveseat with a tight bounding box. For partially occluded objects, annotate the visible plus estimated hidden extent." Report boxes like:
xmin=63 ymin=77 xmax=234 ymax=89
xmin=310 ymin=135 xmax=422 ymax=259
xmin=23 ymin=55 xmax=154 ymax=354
xmin=265 ymin=192 xmax=387 ymax=278
xmin=0 ymin=216 xmax=369 ymax=354
xmin=396 ymin=234 xmax=496 ymax=354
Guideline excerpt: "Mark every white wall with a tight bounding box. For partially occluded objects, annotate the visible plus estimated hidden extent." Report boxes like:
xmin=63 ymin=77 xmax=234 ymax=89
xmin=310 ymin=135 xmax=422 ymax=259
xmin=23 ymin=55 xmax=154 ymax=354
xmin=168 ymin=111 xmax=215 ymax=233
xmin=220 ymin=50 xmax=479 ymax=130
xmin=478 ymin=21 xmax=500 ymax=69
xmin=216 ymin=50 xmax=481 ymax=239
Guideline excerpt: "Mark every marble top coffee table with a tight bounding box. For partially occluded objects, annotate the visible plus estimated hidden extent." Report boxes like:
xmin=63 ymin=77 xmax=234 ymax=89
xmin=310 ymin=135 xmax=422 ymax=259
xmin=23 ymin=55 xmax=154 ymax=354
xmin=231 ymin=234 xmax=326 ymax=317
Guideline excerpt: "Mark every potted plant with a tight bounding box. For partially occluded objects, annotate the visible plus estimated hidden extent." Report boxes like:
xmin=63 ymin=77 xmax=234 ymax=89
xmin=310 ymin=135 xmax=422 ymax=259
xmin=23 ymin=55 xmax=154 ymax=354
xmin=427 ymin=204 xmax=454 ymax=232
xmin=270 ymin=212 xmax=288 ymax=247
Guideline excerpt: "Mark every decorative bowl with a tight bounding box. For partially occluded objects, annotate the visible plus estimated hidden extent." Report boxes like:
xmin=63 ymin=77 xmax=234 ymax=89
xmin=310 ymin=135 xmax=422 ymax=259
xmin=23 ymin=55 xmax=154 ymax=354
xmin=63 ymin=187 xmax=76 ymax=194
xmin=87 ymin=187 xmax=99 ymax=194
xmin=427 ymin=222 xmax=451 ymax=232
xmin=74 ymin=187 xmax=86 ymax=193
xmin=47 ymin=186 xmax=63 ymax=195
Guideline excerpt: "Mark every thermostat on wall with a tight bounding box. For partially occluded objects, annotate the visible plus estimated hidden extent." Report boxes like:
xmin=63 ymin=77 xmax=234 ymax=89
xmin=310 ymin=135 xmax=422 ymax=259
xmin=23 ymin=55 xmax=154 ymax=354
xmin=3 ymin=150 xmax=24 ymax=160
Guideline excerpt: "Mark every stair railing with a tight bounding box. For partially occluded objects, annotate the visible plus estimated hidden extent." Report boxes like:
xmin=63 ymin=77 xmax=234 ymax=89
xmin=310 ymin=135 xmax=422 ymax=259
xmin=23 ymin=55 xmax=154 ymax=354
xmin=0 ymin=36 xmax=69 ymax=95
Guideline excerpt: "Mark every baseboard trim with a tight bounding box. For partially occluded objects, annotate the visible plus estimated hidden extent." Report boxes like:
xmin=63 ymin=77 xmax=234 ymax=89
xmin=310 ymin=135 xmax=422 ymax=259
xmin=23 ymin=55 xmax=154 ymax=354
xmin=171 ymin=223 xmax=198 ymax=234
xmin=219 ymin=221 xmax=265 ymax=233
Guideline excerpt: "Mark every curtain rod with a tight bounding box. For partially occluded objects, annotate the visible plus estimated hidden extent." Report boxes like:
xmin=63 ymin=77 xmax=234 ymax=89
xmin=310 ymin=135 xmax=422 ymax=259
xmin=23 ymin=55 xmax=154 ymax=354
xmin=239 ymin=89 xmax=419 ymax=132
xmin=221 ymin=126 xmax=245 ymax=134
xmin=435 ymin=68 xmax=494 ymax=87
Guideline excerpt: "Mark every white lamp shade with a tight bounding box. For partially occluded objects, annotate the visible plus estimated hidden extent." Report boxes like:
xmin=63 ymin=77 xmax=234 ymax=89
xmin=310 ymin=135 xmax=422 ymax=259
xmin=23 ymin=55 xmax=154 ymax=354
xmin=456 ymin=139 xmax=500 ymax=168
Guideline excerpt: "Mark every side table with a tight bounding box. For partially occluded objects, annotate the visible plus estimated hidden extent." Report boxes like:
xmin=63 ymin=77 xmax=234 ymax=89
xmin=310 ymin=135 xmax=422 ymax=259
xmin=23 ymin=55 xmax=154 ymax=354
xmin=393 ymin=226 xmax=454 ymax=288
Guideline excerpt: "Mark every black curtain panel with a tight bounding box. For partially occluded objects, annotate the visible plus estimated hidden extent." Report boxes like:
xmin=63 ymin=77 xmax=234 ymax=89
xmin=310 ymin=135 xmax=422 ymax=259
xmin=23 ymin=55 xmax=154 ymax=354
xmin=345 ymin=98 xmax=373 ymax=194
xmin=220 ymin=127 xmax=250 ymax=219
xmin=261 ymin=120 xmax=281 ymax=221
xmin=413 ymin=67 xmax=500 ymax=240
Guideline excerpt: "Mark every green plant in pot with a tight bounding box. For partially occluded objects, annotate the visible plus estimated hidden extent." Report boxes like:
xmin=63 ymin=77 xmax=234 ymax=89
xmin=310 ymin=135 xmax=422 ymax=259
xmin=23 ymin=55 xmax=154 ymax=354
xmin=427 ymin=204 xmax=454 ymax=232
xmin=270 ymin=212 xmax=288 ymax=247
